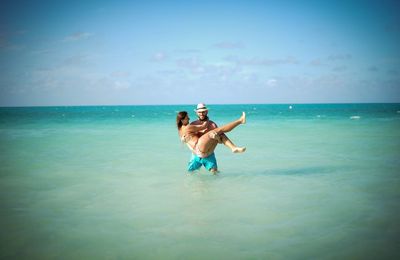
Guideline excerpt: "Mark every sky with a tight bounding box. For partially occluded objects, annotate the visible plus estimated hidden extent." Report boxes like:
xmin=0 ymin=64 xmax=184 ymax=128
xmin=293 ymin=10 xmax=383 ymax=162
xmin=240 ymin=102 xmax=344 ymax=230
xmin=0 ymin=0 xmax=399 ymax=106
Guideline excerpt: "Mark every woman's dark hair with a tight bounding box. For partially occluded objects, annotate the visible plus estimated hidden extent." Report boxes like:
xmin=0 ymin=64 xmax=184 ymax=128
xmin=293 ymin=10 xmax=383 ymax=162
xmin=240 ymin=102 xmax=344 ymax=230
xmin=176 ymin=111 xmax=188 ymax=129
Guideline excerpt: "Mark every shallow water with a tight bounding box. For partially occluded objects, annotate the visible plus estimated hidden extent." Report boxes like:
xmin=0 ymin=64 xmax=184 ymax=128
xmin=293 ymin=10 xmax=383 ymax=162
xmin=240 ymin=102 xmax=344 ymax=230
xmin=1 ymin=104 xmax=399 ymax=259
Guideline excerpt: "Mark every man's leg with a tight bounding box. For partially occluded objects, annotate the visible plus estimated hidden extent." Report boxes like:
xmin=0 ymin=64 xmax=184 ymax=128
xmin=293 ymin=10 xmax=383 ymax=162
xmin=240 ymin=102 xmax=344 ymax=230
xmin=201 ymin=153 xmax=218 ymax=175
xmin=209 ymin=168 xmax=218 ymax=175
xmin=187 ymin=154 xmax=202 ymax=172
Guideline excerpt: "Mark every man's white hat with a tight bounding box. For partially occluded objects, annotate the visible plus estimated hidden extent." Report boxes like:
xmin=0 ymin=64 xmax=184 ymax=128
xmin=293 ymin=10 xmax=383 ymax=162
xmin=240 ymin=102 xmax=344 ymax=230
xmin=195 ymin=103 xmax=208 ymax=112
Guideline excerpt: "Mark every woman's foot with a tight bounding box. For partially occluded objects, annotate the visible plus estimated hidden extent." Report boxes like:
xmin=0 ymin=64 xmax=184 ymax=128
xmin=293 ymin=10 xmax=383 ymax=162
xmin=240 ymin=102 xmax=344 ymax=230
xmin=240 ymin=112 xmax=246 ymax=124
xmin=232 ymin=147 xmax=246 ymax=153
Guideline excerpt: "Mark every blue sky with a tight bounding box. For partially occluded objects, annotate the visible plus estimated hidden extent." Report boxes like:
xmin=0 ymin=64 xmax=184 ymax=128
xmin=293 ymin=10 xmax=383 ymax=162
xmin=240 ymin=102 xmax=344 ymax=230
xmin=0 ymin=0 xmax=399 ymax=106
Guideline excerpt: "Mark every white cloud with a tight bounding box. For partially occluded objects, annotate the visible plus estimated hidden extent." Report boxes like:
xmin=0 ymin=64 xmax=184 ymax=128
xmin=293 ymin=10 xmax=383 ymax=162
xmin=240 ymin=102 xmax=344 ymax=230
xmin=151 ymin=52 xmax=168 ymax=62
xmin=113 ymin=80 xmax=130 ymax=90
xmin=266 ymin=78 xmax=277 ymax=87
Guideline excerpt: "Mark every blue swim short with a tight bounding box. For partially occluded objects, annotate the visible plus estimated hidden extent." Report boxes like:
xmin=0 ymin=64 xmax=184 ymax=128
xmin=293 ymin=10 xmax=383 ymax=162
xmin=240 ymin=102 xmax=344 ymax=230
xmin=187 ymin=153 xmax=218 ymax=172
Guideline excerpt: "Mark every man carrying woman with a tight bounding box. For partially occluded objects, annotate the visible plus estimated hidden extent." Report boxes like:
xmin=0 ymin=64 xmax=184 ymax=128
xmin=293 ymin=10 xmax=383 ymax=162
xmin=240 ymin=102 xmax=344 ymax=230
xmin=176 ymin=103 xmax=246 ymax=173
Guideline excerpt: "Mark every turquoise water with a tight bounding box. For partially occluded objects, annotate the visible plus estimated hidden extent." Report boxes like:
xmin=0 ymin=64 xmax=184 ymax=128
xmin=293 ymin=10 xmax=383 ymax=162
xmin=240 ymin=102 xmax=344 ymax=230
xmin=1 ymin=104 xmax=399 ymax=259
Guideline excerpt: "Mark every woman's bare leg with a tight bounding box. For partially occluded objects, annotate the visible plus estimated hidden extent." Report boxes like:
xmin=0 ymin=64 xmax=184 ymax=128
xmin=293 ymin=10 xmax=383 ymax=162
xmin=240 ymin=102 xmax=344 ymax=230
xmin=214 ymin=112 xmax=246 ymax=134
xmin=197 ymin=112 xmax=246 ymax=155
xmin=216 ymin=112 xmax=246 ymax=153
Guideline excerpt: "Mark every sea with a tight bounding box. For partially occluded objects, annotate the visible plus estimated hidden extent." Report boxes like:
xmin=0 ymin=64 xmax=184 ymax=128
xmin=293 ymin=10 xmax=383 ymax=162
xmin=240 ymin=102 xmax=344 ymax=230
xmin=0 ymin=103 xmax=399 ymax=259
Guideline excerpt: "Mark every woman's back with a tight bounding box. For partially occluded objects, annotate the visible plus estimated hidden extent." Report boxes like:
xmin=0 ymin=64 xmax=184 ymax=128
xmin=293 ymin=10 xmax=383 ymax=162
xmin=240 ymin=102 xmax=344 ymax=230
xmin=180 ymin=126 xmax=199 ymax=148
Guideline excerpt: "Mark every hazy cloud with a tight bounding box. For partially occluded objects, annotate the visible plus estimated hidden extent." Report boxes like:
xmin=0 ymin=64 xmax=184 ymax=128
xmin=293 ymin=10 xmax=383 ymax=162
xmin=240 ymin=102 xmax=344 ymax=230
xmin=113 ymin=80 xmax=131 ymax=90
xmin=111 ymin=71 xmax=130 ymax=77
xmin=0 ymin=34 xmax=8 ymax=48
xmin=173 ymin=49 xmax=201 ymax=54
xmin=156 ymin=69 xmax=179 ymax=75
xmin=314 ymin=74 xmax=342 ymax=86
xmin=0 ymin=32 xmax=25 ymax=51
xmin=176 ymin=57 xmax=204 ymax=73
xmin=309 ymin=59 xmax=325 ymax=66
xmin=368 ymin=66 xmax=379 ymax=72
xmin=30 ymin=49 xmax=54 ymax=55
xmin=310 ymin=54 xmax=353 ymax=67
xmin=63 ymin=32 xmax=94 ymax=42
xmin=151 ymin=52 xmax=168 ymax=62
xmin=61 ymin=55 xmax=91 ymax=67
xmin=225 ymin=56 xmax=300 ymax=66
xmin=213 ymin=42 xmax=245 ymax=49
xmin=332 ymin=66 xmax=347 ymax=72
xmin=174 ymin=57 xmax=245 ymax=82
xmin=327 ymin=54 xmax=352 ymax=61
xmin=266 ymin=78 xmax=278 ymax=87
xmin=384 ymin=21 xmax=400 ymax=33
xmin=387 ymin=69 xmax=398 ymax=76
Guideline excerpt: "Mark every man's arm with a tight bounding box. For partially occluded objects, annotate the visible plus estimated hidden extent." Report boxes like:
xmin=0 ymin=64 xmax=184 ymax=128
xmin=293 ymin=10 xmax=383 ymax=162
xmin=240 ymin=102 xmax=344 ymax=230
xmin=185 ymin=122 xmax=207 ymax=133
xmin=190 ymin=120 xmax=215 ymax=136
xmin=205 ymin=120 xmax=223 ymax=143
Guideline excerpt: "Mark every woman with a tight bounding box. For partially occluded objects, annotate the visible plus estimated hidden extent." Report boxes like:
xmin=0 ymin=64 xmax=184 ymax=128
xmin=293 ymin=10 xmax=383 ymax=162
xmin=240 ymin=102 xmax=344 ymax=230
xmin=176 ymin=111 xmax=246 ymax=158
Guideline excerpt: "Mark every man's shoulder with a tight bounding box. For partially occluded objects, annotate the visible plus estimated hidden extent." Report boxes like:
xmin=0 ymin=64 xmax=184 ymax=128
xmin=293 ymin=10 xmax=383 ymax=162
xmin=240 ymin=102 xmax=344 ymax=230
xmin=190 ymin=120 xmax=203 ymax=125
xmin=207 ymin=120 xmax=217 ymax=127
xmin=190 ymin=119 xmax=217 ymax=125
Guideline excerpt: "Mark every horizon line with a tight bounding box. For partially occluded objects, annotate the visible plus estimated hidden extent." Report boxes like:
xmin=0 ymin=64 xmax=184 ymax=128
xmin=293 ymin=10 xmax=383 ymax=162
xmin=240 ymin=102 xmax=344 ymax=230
xmin=1 ymin=101 xmax=399 ymax=109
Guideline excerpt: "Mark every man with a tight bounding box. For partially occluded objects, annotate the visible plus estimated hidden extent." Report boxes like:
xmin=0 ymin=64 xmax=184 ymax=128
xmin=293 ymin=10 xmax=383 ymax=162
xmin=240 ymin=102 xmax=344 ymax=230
xmin=187 ymin=103 xmax=245 ymax=173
